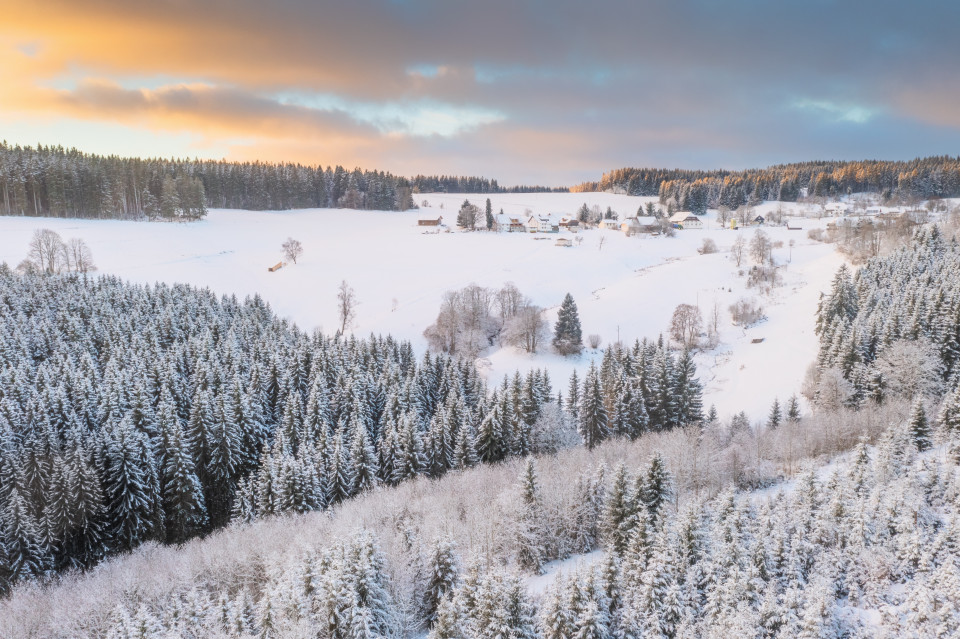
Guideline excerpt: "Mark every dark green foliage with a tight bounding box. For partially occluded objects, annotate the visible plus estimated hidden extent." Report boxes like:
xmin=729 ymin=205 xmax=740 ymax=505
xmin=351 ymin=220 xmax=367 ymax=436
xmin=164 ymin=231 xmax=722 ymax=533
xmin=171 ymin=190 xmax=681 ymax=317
xmin=553 ymin=293 xmax=583 ymax=356
xmin=908 ymin=398 xmax=931 ymax=452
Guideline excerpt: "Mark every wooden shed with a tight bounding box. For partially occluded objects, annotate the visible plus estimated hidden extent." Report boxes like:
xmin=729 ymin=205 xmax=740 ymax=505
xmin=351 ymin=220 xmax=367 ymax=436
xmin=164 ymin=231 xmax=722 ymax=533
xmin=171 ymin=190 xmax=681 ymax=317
xmin=268 ymin=262 xmax=284 ymax=272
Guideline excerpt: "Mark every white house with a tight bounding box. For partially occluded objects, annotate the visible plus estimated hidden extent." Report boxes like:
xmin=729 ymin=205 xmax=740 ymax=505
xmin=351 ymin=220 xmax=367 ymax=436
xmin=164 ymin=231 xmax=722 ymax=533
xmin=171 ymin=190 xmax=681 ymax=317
xmin=526 ymin=215 xmax=559 ymax=233
xmin=599 ymin=218 xmax=621 ymax=230
xmin=494 ymin=213 xmax=525 ymax=233
xmin=826 ymin=203 xmax=851 ymax=216
xmin=668 ymin=211 xmax=703 ymax=229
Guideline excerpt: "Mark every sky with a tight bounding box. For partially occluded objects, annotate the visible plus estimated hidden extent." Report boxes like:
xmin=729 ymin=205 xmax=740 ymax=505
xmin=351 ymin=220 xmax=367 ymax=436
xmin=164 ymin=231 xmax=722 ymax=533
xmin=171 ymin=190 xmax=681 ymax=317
xmin=2 ymin=0 xmax=960 ymax=186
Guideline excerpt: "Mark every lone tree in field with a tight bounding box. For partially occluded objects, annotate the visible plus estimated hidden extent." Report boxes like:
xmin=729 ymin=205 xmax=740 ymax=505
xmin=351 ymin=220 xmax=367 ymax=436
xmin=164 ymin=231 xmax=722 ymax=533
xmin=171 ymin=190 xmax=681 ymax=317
xmin=669 ymin=303 xmax=703 ymax=349
xmin=553 ymin=293 xmax=583 ymax=355
xmin=337 ymin=280 xmax=357 ymax=335
xmin=485 ymin=198 xmax=494 ymax=230
xmin=27 ymin=228 xmax=66 ymax=274
xmin=282 ymin=238 xmax=303 ymax=264
xmin=457 ymin=199 xmax=480 ymax=230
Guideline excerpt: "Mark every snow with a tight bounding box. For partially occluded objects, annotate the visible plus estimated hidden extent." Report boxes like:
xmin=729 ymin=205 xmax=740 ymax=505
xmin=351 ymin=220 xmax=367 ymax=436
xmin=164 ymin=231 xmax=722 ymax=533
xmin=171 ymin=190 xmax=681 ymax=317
xmin=525 ymin=549 xmax=605 ymax=596
xmin=0 ymin=192 xmax=844 ymax=420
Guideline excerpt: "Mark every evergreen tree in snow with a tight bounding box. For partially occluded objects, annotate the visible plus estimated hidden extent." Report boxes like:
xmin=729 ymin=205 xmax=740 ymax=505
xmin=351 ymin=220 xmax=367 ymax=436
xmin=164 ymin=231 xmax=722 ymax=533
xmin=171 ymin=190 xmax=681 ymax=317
xmin=554 ymin=294 xmax=584 ymax=356
xmin=422 ymin=536 xmax=461 ymax=625
xmin=767 ymin=398 xmax=782 ymax=429
xmin=578 ymin=364 xmax=610 ymax=450
xmin=908 ymin=397 xmax=932 ymax=452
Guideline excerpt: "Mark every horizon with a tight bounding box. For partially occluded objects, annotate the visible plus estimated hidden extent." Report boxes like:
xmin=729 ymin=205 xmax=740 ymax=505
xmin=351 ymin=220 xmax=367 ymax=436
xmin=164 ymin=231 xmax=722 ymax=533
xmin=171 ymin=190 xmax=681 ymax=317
xmin=3 ymin=1 xmax=960 ymax=185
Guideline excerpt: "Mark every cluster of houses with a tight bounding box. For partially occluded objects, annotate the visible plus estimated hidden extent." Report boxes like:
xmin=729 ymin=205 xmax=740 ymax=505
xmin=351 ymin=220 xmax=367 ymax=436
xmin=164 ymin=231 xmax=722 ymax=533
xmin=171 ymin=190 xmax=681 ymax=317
xmin=418 ymin=210 xmax=713 ymax=236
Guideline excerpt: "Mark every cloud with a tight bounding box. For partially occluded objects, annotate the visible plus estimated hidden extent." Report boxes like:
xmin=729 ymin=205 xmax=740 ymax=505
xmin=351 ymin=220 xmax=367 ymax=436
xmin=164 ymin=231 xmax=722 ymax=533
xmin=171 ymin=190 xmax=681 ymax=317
xmin=792 ymin=99 xmax=878 ymax=125
xmin=2 ymin=0 xmax=960 ymax=183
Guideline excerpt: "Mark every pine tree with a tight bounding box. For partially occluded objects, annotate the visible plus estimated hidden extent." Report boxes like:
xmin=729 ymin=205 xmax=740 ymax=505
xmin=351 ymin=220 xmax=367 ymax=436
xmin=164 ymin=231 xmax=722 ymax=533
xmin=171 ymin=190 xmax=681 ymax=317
xmin=485 ymin=198 xmax=494 ymax=230
xmin=786 ymin=394 xmax=801 ymax=422
xmin=767 ymin=398 xmax=782 ymax=429
xmin=103 ymin=419 xmax=161 ymax=551
xmin=349 ymin=417 xmax=379 ymax=493
xmin=602 ymin=463 xmax=636 ymax=555
xmin=578 ymin=364 xmax=609 ymax=449
xmin=423 ymin=536 xmax=461 ymax=625
xmin=566 ymin=370 xmax=581 ymax=416
xmin=553 ymin=294 xmax=583 ymax=356
xmin=515 ymin=458 xmax=545 ymax=573
xmin=937 ymin=382 xmax=960 ymax=433
xmin=162 ymin=422 xmax=207 ymax=544
xmin=908 ymin=397 xmax=932 ymax=452
xmin=642 ymin=453 xmax=673 ymax=521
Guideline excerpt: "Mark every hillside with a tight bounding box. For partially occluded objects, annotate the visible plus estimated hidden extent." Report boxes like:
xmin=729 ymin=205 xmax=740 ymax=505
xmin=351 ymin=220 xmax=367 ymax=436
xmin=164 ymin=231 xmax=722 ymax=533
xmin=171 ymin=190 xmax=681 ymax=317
xmin=1 ymin=398 xmax=953 ymax=638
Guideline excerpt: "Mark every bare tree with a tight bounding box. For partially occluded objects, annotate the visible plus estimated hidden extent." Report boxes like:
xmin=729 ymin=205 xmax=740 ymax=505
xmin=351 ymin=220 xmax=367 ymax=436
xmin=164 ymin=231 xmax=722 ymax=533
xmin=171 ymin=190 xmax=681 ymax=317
xmin=749 ymin=229 xmax=772 ymax=265
xmin=66 ymin=238 xmax=96 ymax=280
xmin=669 ymin=303 xmax=703 ymax=349
xmin=587 ymin=334 xmax=602 ymax=349
xmin=495 ymin=283 xmax=528 ymax=319
xmin=730 ymin=235 xmax=747 ymax=267
xmin=716 ymin=206 xmax=731 ymax=227
xmin=27 ymin=228 xmax=66 ymax=274
xmin=698 ymin=238 xmax=718 ymax=255
xmin=729 ymin=297 xmax=765 ymax=327
xmin=503 ymin=305 xmax=547 ymax=353
xmin=337 ymin=280 xmax=357 ymax=335
xmin=282 ymin=238 xmax=303 ymax=264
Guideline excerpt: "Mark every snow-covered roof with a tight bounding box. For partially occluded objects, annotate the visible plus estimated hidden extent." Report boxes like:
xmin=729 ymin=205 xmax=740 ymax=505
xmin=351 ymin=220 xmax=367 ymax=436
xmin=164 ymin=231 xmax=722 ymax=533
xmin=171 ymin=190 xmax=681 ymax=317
xmin=669 ymin=211 xmax=697 ymax=223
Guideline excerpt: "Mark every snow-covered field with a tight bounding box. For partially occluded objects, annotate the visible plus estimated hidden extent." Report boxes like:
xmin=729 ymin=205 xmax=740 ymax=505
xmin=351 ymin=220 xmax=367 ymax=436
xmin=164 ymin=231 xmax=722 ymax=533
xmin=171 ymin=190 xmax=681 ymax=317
xmin=0 ymin=193 xmax=844 ymax=420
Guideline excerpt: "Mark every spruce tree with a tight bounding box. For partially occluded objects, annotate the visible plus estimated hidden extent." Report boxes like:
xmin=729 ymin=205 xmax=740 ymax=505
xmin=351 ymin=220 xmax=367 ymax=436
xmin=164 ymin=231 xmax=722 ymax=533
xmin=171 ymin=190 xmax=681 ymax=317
xmin=786 ymin=394 xmax=801 ymax=422
xmin=515 ymin=458 xmax=545 ymax=573
xmin=578 ymin=364 xmax=609 ymax=449
xmin=767 ymin=398 xmax=782 ymax=429
xmin=162 ymin=422 xmax=207 ymax=544
xmin=566 ymin=370 xmax=581 ymax=416
xmin=553 ymin=294 xmax=583 ymax=356
xmin=423 ymin=536 xmax=461 ymax=625
xmin=908 ymin=398 xmax=932 ymax=452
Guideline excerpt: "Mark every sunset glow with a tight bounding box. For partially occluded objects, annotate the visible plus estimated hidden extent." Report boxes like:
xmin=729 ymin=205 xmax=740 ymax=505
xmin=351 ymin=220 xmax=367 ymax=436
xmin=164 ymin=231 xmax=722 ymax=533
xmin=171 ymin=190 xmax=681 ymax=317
xmin=3 ymin=1 xmax=960 ymax=184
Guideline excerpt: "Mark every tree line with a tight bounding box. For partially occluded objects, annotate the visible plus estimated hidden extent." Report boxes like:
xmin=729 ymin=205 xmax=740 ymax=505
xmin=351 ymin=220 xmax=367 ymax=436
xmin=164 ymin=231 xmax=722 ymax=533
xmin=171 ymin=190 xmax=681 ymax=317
xmin=0 ymin=143 xmax=562 ymax=221
xmin=574 ymin=157 xmax=960 ymax=213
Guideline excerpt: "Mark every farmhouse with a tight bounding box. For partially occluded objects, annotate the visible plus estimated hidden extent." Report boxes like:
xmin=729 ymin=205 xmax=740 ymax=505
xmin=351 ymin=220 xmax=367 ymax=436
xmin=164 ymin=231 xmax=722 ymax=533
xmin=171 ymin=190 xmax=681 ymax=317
xmin=621 ymin=216 xmax=658 ymax=236
xmin=668 ymin=211 xmax=703 ymax=229
xmin=418 ymin=215 xmax=443 ymax=227
xmin=526 ymin=215 xmax=559 ymax=233
xmin=753 ymin=215 xmax=765 ymax=226
xmin=494 ymin=213 xmax=526 ymax=233
xmin=599 ymin=218 xmax=621 ymax=230
xmin=559 ymin=218 xmax=580 ymax=232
